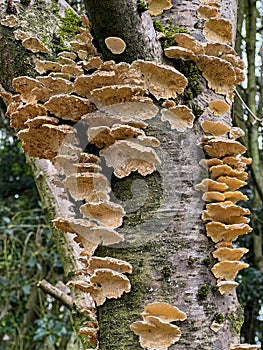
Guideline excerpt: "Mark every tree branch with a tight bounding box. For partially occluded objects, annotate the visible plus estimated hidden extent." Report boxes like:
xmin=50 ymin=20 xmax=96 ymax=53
xmin=84 ymin=0 xmax=163 ymax=62
xmin=37 ymin=279 xmax=73 ymax=310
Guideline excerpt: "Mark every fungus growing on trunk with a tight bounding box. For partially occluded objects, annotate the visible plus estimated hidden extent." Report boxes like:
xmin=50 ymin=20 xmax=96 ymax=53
xmin=206 ymin=221 xmax=252 ymax=243
xmin=197 ymin=4 xmax=220 ymax=19
xmin=216 ymin=280 xmax=239 ymax=295
xmin=80 ymin=201 xmax=125 ymax=228
xmin=212 ymin=247 xmax=249 ymax=261
xmin=34 ymin=59 xmax=62 ymax=74
xmin=100 ymin=140 xmax=161 ymax=178
xmin=208 ymin=100 xmax=230 ymax=115
xmin=69 ymin=269 xmax=131 ymax=306
xmin=201 ymin=120 xmax=231 ymax=136
xmin=10 ymin=103 xmax=47 ymax=129
xmin=202 ymin=191 xmax=225 ymax=202
xmin=131 ymin=302 xmax=187 ymax=349
xmin=211 ymin=261 xmax=249 ymax=280
xmin=37 ymin=77 xmax=75 ymax=95
xmin=147 ymin=0 xmax=173 ymax=16
xmin=216 ymin=176 xmax=247 ymax=191
xmin=161 ymin=105 xmax=195 ymax=132
xmin=44 ymin=94 xmax=96 ymax=121
xmin=203 ymin=138 xmax=247 ymax=158
xmin=131 ymin=60 xmax=188 ymax=99
xmin=209 ymin=164 xmax=248 ymax=180
xmin=173 ymin=33 xmax=205 ymax=54
xmin=22 ymin=37 xmax=49 ymax=53
xmin=199 ymin=158 xmax=223 ymax=169
xmin=202 ymin=201 xmax=250 ymax=223
xmin=87 ymin=257 xmax=132 ymax=275
xmin=203 ymin=18 xmax=233 ymax=44
xmin=1 ymin=14 xmax=18 ymax=27
xmin=141 ymin=302 xmax=187 ymax=322
xmin=230 ymin=127 xmax=246 ymax=140
xmin=64 ymin=172 xmax=111 ymax=200
xmin=195 ymin=178 xmax=228 ymax=192
xmin=105 ymin=37 xmax=127 ymax=54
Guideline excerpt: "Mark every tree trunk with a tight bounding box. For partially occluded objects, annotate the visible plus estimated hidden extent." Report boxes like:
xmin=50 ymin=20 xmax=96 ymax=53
xmin=0 ymin=0 xmax=249 ymax=349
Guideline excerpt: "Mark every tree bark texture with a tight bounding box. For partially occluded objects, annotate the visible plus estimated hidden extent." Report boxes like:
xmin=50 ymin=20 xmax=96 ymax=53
xmin=0 ymin=0 xmax=248 ymax=349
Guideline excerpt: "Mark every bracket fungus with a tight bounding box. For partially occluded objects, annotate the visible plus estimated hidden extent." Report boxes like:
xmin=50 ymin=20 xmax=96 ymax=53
xmin=203 ymin=138 xmax=247 ymax=158
xmin=80 ymin=200 xmax=125 ymax=228
xmin=131 ymin=316 xmax=182 ymax=350
xmin=131 ymin=302 xmax=186 ymax=349
xmin=197 ymin=4 xmax=221 ymax=19
xmin=105 ymin=37 xmax=127 ymax=54
xmin=203 ymin=18 xmax=233 ymax=44
xmin=209 ymin=164 xmax=248 ymax=180
xmin=100 ymin=140 xmax=161 ymax=178
xmin=217 ymin=280 xmax=239 ymax=295
xmin=161 ymin=105 xmax=195 ymax=132
xmin=44 ymin=94 xmax=96 ymax=121
xmin=1 ymin=14 xmax=18 ymax=27
xmin=147 ymin=0 xmax=173 ymax=16
xmin=195 ymin=178 xmax=229 ymax=192
xmin=202 ymin=201 xmax=250 ymax=224
xmin=216 ymin=176 xmax=247 ymax=191
xmin=131 ymin=60 xmax=188 ymax=100
xmin=64 ymin=172 xmax=111 ymax=200
xmin=22 ymin=37 xmax=49 ymax=53
xmin=206 ymin=222 xmax=252 ymax=242
xmin=34 ymin=59 xmax=62 ymax=74
xmin=212 ymin=247 xmax=249 ymax=261
xmin=211 ymin=261 xmax=249 ymax=280
xmin=141 ymin=302 xmax=187 ymax=323
xmin=87 ymin=257 xmax=132 ymax=275
xmin=10 ymin=103 xmax=47 ymax=129
xmin=208 ymin=100 xmax=230 ymax=115
xmin=69 ymin=269 xmax=131 ymax=306
xmin=201 ymin=120 xmax=231 ymax=136
xmin=210 ymin=320 xmax=224 ymax=333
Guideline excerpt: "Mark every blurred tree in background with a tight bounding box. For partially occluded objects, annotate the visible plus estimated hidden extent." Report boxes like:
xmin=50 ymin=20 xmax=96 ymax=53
xmin=0 ymin=102 xmax=74 ymax=349
xmin=234 ymin=0 xmax=263 ymax=345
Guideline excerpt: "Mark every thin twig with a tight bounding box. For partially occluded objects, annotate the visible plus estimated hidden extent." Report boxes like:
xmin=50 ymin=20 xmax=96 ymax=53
xmin=37 ymin=279 xmax=73 ymax=310
xmin=235 ymin=89 xmax=262 ymax=124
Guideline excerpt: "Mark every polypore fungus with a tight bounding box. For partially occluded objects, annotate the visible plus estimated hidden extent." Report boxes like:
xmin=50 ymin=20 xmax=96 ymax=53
xmin=130 ymin=316 xmax=182 ymax=350
xmin=131 ymin=60 xmax=188 ymax=99
xmin=203 ymin=18 xmax=233 ymax=44
xmin=1 ymin=14 xmax=18 ymax=27
xmin=206 ymin=222 xmax=252 ymax=242
xmin=69 ymin=269 xmax=131 ymax=305
xmin=141 ymin=302 xmax=187 ymax=323
xmin=105 ymin=37 xmax=126 ymax=54
xmin=161 ymin=105 xmax=195 ymax=132
xmin=217 ymin=280 xmax=239 ymax=295
xmin=10 ymin=103 xmax=47 ymax=129
xmin=201 ymin=120 xmax=231 ymax=136
xmin=202 ymin=201 xmax=250 ymax=224
xmin=147 ymin=0 xmax=173 ymax=16
xmin=212 ymin=247 xmax=249 ymax=261
xmin=131 ymin=302 xmax=186 ymax=349
xmin=195 ymin=179 xmax=228 ymax=192
xmin=22 ymin=37 xmax=49 ymax=53
xmin=209 ymin=164 xmax=248 ymax=180
xmin=87 ymin=257 xmax=132 ymax=275
xmin=44 ymin=94 xmax=96 ymax=121
xmin=197 ymin=4 xmax=220 ymax=19
xmin=80 ymin=200 xmax=125 ymax=228
xmin=64 ymin=172 xmax=111 ymax=200
xmin=203 ymin=138 xmax=247 ymax=158
xmin=208 ymin=100 xmax=230 ymax=115
xmin=100 ymin=140 xmax=161 ymax=178
xmin=211 ymin=261 xmax=249 ymax=280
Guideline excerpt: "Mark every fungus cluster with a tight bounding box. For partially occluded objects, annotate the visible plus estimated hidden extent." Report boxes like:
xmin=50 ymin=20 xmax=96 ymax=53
xmin=1 ymin=2 xmax=256 ymax=349
xmin=130 ymin=302 xmax=187 ymax=350
xmin=196 ymin=130 xmax=251 ymax=295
